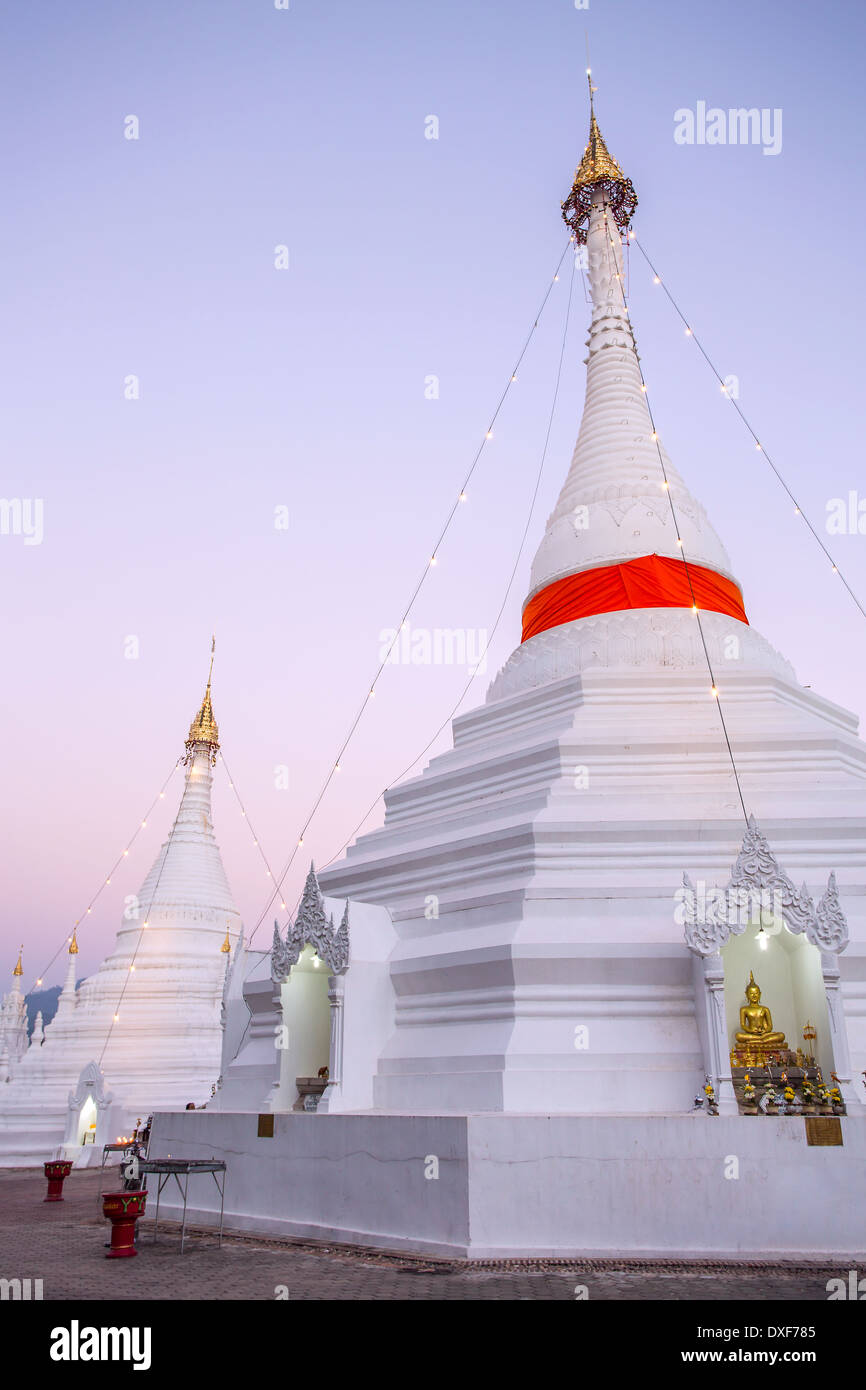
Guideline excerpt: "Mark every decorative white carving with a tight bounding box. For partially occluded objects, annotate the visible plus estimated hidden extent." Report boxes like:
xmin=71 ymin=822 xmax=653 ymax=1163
xmin=271 ymin=865 xmax=350 ymax=982
xmin=682 ymin=816 xmax=848 ymax=956
xmin=487 ymin=606 xmax=795 ymax=702
xmin=815 ymin=873 xmax=849 ymax=953
xmin=67 ymin=1060 xmax=112 ymax=1113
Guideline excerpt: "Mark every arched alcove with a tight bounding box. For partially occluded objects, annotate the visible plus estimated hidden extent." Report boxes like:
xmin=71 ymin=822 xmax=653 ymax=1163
xmin=275 ymin=945 xmax=331 ymax=1109
xmin=77 ymin=1094 xmax=98 ymax=1145
xmin=722 ymin=918 xmax=833 ymax=1074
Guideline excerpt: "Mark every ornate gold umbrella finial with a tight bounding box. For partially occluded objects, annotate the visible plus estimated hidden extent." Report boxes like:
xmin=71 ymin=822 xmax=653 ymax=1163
xmin=186 ymin=635 xmax=220 ymax=758
xmin=220 ymin=923 xmax=232 ymax=954
xmin=12 ymin=946 xmax=23 ymax=977
xmin=69 ymin=928 xmax=79 ymax=956
xmin=561 ymin=68 xmax=638 ymax=245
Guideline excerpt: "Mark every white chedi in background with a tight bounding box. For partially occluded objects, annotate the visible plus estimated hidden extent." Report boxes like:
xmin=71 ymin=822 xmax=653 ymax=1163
xmin=0 ymin=951 xmax=29 ymax=1083
xmin=0 ymin=674 xmax=242 ymax=1166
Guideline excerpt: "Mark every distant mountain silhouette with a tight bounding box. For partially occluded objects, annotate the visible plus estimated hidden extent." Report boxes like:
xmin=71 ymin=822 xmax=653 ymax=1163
xmin=23 ymin=981 xmax=87 ymax=1035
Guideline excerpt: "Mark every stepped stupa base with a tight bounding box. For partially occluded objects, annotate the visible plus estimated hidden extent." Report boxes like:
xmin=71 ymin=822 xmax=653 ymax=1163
xmin=149 ymin=1109 xmax=866 ymax=1259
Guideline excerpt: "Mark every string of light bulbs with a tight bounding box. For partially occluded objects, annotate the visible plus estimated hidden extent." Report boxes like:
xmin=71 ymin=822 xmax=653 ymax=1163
xmin=97 ymin=759 xmax=196 ymax=1061
xmin=629 ymin=232 xmax=866 ymax=623
xmin=242 ymin=237 xmax=576 ymax=945
xmin=23 ymin=759 xmax=182 ymax=994
xmin=316 ymin=255 xmax=580 ymax=883
xmin=217 ymin=751 xmax=288 ymax=912
xmin=601 ymin=207 xmax=749 ymax=823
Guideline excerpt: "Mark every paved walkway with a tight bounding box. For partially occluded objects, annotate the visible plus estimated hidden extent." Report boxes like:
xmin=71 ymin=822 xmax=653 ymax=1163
xmin=0 ymin=1169 xmax=854 ymax=1301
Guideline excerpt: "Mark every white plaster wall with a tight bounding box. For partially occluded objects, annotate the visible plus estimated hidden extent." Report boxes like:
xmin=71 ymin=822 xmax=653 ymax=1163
xmin=149 ymin=1110 xmax=866 ymax=1259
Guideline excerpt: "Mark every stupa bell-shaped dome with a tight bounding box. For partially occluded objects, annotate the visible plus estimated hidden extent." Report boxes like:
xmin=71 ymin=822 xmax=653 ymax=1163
xmin=487 ymin=90 xmax=794 ymax=702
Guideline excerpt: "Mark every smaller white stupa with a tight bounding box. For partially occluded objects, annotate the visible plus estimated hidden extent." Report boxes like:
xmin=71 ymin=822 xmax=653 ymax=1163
xmin=0 ymin=656 xmax=243 ymax=1166
xmin=0 ymin=950 xmax=29 ymax=1083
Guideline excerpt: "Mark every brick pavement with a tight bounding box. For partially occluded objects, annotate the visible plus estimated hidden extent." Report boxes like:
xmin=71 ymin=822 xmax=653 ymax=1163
xmin=0 ymin=1168 xmax=855 ymax=1301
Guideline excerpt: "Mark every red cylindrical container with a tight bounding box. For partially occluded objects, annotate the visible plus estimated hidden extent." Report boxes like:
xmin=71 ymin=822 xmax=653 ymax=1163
xmin=102 ymin=1190 xmax=148 ymax=1258
xmin=43 ymin=1160 xmax=73 ymax=1202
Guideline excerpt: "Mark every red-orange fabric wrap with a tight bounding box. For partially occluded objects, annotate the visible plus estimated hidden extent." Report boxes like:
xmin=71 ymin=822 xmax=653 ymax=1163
xmin=521 ymin=553 xmax=748 ymax=643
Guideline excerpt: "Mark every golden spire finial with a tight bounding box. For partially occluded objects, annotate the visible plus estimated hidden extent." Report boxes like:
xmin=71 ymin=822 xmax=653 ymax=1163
xmin=69 ymin=928 xmax=79 ymax=956
xmin=12 ymin=946 xmax=23 ymax=977
xmin=561 ymin=66 xmax=637 ymax=246
xmin=186 ymin=636 xmax=220 ymax=752
xmin=220 ymin=923 xmax=232 ymax=954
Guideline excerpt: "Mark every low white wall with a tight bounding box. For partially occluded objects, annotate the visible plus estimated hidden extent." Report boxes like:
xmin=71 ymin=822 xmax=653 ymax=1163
xmin=149 ymin=1109 xmax=866 ymax=1259
xmin=149 ymin=1110 xmax=469 ymax=1254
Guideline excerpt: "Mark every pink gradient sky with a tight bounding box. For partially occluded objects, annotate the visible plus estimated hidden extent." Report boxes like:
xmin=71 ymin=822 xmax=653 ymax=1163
xmin=2 ymin=1 xmax=865 ymax=986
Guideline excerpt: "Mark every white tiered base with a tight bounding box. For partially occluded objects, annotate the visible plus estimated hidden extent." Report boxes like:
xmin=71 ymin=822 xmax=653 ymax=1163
xmin=150 ymin=1109 xmax=866 ymax=1259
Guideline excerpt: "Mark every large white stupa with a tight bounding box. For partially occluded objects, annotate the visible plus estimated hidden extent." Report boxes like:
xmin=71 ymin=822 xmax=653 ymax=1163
xmin=314 ymin=109 xmax=865 ymax=1121
xmin=119 ymin=96 xmax=866 ymax=1257
xmin=0 ymin=665 xmax=242 ymax=1166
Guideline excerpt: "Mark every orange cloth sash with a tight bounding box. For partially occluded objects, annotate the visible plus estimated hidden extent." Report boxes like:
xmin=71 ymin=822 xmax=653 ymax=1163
xmin=521 ymin=553 xmax=748 ymax=643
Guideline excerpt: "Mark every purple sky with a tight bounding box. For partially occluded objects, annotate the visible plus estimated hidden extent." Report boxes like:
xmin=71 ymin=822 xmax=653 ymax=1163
xmin=3 ymin=1 xmax=866 ymax=984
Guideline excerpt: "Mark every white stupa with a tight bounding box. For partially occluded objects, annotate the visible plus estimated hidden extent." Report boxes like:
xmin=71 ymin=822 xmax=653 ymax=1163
xmin=316 ymin=106 xmax=865 ymax=1120
xmin=138 ymin=96 xmax=866 ymax=1256
xmin=0 ymin=662 xmax=242 ymax=1166
xmin=0 ymin=950 xmax=29 ymax=1083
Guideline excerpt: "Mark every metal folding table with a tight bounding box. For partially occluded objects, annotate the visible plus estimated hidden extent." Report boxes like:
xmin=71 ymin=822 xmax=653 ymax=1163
xmin=138 ymin=1158 xmax=227 ymax=1253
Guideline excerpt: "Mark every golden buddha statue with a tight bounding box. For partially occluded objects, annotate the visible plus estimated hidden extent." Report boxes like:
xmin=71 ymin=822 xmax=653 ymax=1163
xmin=734 ymin=971 xmax=787 ymax=1052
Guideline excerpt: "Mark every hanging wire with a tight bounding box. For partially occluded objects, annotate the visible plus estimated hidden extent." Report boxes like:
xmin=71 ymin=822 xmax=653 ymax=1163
xmin=242 ymin=237 xmax=575 ymax=944
xmin=631 ymin=234 xmax=866 ymax=622
xmin=316 ymin=254 xmax=581 ymax=883
xmin=600 ymin=210 xmax=749 ymax=823
xmin=26 ymin=759 xmax=182 ymax=993
xmin=96 ymin=750 xmax=213 ymax=1065
xmin=218 ymin=751 xmax=288 ymax=910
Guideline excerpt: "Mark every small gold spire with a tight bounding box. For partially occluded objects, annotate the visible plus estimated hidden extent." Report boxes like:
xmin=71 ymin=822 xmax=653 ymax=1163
xmin=69 ymin=928 xmax=79 ymax=956
xmin=562 ymin=70 xmax=638 ymax=245
xmin=220 ymin=924 xmax=232 ymax=954
xmin=186 ymin=635 xmax=220 ymax=750
xmin=12 ymin=946 xmax=23 ymax=977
